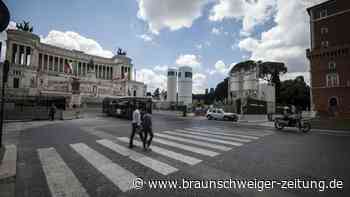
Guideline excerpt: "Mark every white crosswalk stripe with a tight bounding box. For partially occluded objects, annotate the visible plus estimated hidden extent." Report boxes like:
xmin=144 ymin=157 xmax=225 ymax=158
xmin=37 ymin=147 xmax=89 ymax=197
xmin=155 ymin=133 xmax=231 ymax=151
xmin=176 ymin=129 xmax=252 ymax=143
xmin=151 ymin=137 xmax=219 ymax=157
xmin=192 ymin=126 xmax=271 ymax=137
xmin=163 ymin=131 xmax=243 ymax=146
xmin=70 ymin=143 xmax=137 ymax=192
xmin=185 ymin=128 xmax=260 ymax=140
xmin=117 ymin=137 xmax=202 ymax=165
xmin=34 ymin=125 xmax=272 ymax=195
xmin=96 ymin=139 xmax=178 ymax=175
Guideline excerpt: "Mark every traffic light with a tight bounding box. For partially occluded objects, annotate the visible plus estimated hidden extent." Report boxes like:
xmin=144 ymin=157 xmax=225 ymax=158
xmin=3 ymin=60 xmax=9 ymax=83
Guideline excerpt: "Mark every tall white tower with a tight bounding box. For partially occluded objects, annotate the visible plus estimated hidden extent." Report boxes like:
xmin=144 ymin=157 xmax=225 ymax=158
xmin=167 ymin=68 xmax=177 ymax=102
xmin=178 ymin=66 xmax=192 ymax=105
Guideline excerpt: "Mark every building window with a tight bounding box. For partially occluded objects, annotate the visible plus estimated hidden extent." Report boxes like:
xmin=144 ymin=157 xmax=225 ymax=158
xmin=328 ymin=61 xmax=336 ymax=73
xmin=13 ymin=78 xmax=19 ymax=88
xmin=321 ymin=27 xmax=328 ymax=34
xmin=321 ymin=41 xmax=329 ymax=48
xmin=11 ymin=43 xmax=17 ymax=63
xmin=178 ymin=72 xmax=181 ymax=78
xmin=326 ymin=73 xmax=339 ymax=87
xmin=168 ymin=71 xmax=175 ymax=76
xmin=320 ymin=9 xmax=327 ymax=18
xmin=185 ymin=72 xmax=192 ymax=78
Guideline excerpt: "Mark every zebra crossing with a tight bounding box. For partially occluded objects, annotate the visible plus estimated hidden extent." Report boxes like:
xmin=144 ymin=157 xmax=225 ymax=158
xmin=30 ymin=126 xmax=272 ymax=196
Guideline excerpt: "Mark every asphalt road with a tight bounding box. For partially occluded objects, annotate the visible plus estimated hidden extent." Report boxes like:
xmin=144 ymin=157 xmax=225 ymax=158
xmin=4 ymin=112 xmax=350 ymax=197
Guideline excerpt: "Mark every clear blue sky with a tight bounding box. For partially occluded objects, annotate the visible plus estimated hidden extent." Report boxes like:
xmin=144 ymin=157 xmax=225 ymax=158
xmin=3 ymin=0 xmax=316 ymax=92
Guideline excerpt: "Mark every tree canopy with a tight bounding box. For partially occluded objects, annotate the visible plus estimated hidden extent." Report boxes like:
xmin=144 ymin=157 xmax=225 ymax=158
xmin=16 ymin=21 xmax=33 ymax=32
xmin=214 ymin=78 xmax=229 ymax=102
xmin=278 ymin=76 xmax=310 ymax=110
xmin=152 ymin=88 xmax=160 ymax=100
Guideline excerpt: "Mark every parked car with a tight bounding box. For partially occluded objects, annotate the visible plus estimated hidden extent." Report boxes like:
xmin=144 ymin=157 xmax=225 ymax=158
xmin=206 ymin=108 xmax=238 ymax=121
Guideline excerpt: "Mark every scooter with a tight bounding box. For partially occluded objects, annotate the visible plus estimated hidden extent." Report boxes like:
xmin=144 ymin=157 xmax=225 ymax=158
xmin=274 ymin=116 xmax=311 ymax=133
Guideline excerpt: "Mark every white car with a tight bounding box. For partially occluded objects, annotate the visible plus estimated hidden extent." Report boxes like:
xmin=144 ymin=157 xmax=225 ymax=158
xmin=206 ymin=108 xmax=238 ymax=121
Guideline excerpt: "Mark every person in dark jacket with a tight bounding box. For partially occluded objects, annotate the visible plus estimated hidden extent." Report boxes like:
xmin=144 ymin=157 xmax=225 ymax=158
xmin=142 ymin=110 xmax=153 ymax=150
xmin=49 ymin=104 xmax=56 ymax=121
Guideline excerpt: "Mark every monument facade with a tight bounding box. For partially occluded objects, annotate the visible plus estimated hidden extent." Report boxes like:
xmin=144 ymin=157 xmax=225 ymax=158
xmin=2 ymin=29 xmax=146 ymax=108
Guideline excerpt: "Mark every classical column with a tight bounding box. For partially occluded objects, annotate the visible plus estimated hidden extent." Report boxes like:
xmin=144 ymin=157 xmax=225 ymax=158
xmin=15 ymin=44 xmax=20 ymax=64
xmin=47 ymin=55 xmax=51 ymax=71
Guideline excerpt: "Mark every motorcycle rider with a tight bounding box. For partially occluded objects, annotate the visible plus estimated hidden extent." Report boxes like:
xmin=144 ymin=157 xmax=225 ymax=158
xmin=283 ymin=105 xmax=302 ymax=129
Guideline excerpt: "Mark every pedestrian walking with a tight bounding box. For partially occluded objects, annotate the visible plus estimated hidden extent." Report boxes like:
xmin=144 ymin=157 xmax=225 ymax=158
xmin=129 ymin=106 xmax=144 ymax=148
xmin=142 ymin=110 xmax=153 ymax=151
xmin=49 ymin=104 xmax=56 ymax=121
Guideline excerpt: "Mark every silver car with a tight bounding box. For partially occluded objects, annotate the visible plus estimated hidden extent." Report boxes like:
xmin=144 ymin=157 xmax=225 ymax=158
xmin=206 ymin=108 xmax=238 ymax=121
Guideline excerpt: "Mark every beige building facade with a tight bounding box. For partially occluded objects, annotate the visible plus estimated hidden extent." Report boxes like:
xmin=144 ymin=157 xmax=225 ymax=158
xmin=2 ymin=29 xmax=146 ymax=107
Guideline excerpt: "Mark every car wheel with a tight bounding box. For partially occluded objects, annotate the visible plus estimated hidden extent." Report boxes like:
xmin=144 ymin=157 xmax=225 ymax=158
xmin=207 ymin=115 xmax=212 ymax=120
xmin=223 ymin=116 xmax=229 ymax=121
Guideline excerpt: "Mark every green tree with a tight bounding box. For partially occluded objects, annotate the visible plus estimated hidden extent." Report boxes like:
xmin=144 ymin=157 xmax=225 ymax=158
xmin=214 ymin=78 xmax=229 ymax=102
xmin=278 ymin=76 xmax=310 ymax=110
xmin=16 ymin=21 xmax=33 ymax=32
xmin=152 ymin=88 xmax=160 ymax=100
xmin=258 ymin=61 xmax=287 ymax=100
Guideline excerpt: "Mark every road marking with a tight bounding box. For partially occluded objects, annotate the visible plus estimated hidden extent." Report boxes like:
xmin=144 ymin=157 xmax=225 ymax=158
xmin=70 ymin=143 xmax=136 ymax=192
xmin=117 ymin=137 xmax=202 ymax=165
xmin=192 ymin=126 xmax=270 ymax=136
xmin=37 ymin=147 xmax=90 ymax=197
xmin=155 ymin=133 xmax=231 ymax=151
xmin=212 ymin=125 xmax=275 ymax=134
xmin=151 ymin=137 xmax=219 ymax=157
xmin=96 ymin=139 xmax=178 ymax=175
xmin=176 ymin=129 xmax=252 ymax=143
xmin=185 ymin=128 xmax=260 ymax=140
xmin=163 ymin=131 xmax=243 ymax=146
xmin=0 ymin=144 xmax=17 ymax=179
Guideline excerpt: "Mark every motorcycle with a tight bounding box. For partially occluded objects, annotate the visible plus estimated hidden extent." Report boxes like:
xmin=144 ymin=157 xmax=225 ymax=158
xmin=274 ymin=116 xmax=311 ymax=133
